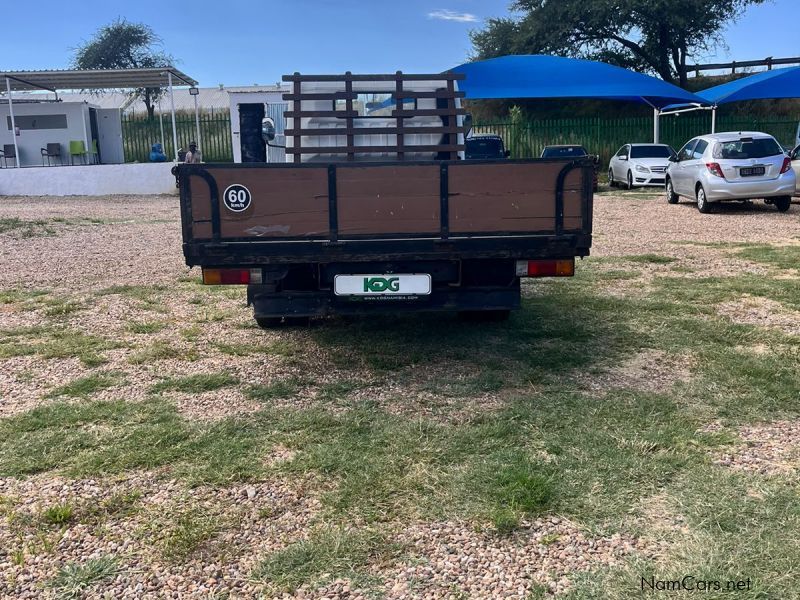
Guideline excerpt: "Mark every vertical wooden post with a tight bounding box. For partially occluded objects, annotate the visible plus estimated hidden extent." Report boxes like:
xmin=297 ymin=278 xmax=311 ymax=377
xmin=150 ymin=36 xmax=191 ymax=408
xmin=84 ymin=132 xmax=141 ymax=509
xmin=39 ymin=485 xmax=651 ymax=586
xmin=293 ymin=73 xmax=302 ymax=164
xmin=396 ymin=71 xmax=405 ymax=161
xmin=345 ymin=72 xmax=354 ymax=162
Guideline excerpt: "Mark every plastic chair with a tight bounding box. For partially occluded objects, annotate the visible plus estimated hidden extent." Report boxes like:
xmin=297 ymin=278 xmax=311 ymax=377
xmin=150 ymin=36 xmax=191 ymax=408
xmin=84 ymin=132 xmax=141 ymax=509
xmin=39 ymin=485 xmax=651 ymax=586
xmin=41 ymin=143 xmax=62 ymax=166
xmin=89 ymin=139 xmax=99 ymax=164
xmin=2 ymin=144 xmax=17 ymax=168
xmin=69 ymin=140 xmax=87 ymax=165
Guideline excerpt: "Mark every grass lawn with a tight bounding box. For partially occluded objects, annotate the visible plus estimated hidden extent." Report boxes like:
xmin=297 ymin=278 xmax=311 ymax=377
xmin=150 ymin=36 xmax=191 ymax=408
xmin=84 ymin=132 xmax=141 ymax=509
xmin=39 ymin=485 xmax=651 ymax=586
xmin=1 ymin=223 xmax=799 ymax=597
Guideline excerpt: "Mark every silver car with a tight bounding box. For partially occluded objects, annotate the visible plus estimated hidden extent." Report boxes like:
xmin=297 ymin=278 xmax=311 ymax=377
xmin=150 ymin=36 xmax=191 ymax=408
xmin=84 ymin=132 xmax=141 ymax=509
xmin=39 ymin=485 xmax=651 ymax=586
xmin=608 ymin=143 xmax=676 ymax=189
xmin=665 ymin=132 xmax=795 ymax=213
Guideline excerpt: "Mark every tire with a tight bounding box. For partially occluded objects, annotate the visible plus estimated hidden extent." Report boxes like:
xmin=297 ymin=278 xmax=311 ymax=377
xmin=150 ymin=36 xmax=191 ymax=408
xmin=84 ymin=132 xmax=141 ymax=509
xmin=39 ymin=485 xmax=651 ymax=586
xmin=458 ymin=310 xmax=511 ymax=322
xmin=696 ymin=185 xmax=711 ymax=213
xmin=255 ymin=317 xmax=282 ymax=329
xmin=665 ymin=179 xmax=678 ymax=204
xmin=255 ymin=316 xmax=311 ymax=328
xmin=626 ymin=170 xmax=634 ymax=190
xmin=774 ymin=196 xmax=791 ymax=212
xmin=608 ymin=168 xmax=616 ymax=188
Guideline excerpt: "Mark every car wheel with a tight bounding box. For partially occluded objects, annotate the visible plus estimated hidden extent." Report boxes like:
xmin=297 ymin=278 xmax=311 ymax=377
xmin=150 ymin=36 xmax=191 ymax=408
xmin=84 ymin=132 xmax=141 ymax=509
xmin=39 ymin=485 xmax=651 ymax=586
xmin=696 ymin=185 xmax=711 ymax=213
xmin=774 ymin=196 xmax=792 ymax=212
xmin=626 ymin=170 xmax=634 ymax=190
xmin=608 ymin=168 xmax=616 ymax=188
xmin=665 ymin=179 xmax=678 ymax=204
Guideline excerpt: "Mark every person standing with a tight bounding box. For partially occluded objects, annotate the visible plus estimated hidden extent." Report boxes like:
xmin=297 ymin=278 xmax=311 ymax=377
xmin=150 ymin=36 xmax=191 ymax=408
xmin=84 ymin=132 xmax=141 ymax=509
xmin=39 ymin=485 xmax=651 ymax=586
xmin=185 ymin=141 xmax=202 ymax=163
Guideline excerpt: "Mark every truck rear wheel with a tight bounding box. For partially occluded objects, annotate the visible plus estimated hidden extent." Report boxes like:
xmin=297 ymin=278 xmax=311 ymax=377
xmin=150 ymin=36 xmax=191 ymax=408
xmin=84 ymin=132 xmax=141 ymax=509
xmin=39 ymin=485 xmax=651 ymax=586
xmin=255 ymin=316 xmax=310 ymax=328
xmin=774 ymin=196 xmax=792 ymax=212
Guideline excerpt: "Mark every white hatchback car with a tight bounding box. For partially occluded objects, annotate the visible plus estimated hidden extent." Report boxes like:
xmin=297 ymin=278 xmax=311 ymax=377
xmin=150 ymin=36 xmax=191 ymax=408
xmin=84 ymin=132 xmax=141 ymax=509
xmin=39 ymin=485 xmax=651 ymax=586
xmin=666 ymin=132 xmax=795 ymax=213
xmin=608 ymin=144 xmax=676 ymax=189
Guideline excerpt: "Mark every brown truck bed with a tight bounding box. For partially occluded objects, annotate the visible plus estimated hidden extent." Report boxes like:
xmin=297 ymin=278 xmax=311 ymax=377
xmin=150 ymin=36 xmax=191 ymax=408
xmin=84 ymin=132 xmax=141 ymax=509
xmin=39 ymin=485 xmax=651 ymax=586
xmin=177 ymin=158 xmax=593 ymax=266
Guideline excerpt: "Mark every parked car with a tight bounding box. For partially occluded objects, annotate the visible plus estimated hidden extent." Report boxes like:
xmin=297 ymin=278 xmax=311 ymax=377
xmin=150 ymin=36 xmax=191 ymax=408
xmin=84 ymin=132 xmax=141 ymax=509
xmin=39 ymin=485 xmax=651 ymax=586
xmin=541 ymin=145 xmax=599 ymax=191
xmin=608 ymin=144 xmax=676 ymax=189
xmin=465 ymin=135 xmax=510 ymax=159
xmin=665 ymin=132 xmax=795 ymax=213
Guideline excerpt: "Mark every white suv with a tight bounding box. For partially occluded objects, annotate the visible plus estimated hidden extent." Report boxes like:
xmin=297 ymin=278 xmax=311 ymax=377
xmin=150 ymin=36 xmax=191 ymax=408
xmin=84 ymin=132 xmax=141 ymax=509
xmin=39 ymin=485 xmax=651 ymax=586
xmin=665 ymin=132 xmax=795 ymax=213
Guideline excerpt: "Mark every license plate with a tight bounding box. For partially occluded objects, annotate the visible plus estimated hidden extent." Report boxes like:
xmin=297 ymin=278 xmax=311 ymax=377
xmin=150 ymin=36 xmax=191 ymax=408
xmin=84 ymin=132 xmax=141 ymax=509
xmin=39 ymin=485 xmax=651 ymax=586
xmin=334 ymin=274 xmax=431 ymax=296
xmin=740 ymin=166 xmax=765 ymax=177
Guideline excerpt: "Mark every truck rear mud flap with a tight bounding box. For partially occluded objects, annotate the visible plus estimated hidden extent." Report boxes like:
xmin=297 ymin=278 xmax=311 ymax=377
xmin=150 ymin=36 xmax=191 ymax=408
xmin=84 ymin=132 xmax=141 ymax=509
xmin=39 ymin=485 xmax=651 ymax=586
xmin=247 ymin=284 xmax=520 ymax=318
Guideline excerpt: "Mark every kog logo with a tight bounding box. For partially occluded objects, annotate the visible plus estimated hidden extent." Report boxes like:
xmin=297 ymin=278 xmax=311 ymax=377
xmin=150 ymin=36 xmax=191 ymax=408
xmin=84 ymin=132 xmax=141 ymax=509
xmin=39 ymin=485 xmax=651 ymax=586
xmin=363 ymin=277 xmax=400 ymax=292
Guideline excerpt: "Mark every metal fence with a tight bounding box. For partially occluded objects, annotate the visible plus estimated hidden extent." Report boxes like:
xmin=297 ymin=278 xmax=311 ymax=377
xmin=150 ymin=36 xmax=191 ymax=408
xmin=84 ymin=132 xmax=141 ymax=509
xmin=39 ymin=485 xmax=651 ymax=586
xmin=473 ymin=115 xmax=800 ymax=165
xmin=122 ymin=112 xmax=234 ymax=163
xmin=120 ymin=111 xmax=799 ymax=166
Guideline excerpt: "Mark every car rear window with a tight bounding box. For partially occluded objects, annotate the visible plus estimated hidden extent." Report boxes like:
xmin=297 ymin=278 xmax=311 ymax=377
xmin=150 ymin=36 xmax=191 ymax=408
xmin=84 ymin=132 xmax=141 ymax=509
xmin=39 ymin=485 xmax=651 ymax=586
xmin=466 ymin=138 xmax=504 ymax=157
xmin=630 ymin=146 xmax=673 ymax=159
xmin=542 ymin=146 xmax=588 ymax=158
xmin=713 ymin=137 xmax=783 ymax=159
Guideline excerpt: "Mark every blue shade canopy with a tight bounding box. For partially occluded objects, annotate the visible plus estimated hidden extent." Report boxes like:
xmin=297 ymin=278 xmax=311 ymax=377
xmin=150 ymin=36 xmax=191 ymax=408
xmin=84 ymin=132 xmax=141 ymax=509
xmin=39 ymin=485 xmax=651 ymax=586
xmin=450 ymin=55 xmax=706 ymax=109
xmin=697 ymin=66 xmax=800 ymax=105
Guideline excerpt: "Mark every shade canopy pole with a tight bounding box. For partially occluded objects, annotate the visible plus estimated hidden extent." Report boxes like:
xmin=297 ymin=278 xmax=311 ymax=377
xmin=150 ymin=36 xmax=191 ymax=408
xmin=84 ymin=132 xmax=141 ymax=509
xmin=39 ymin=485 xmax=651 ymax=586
xmin=5 ymin=77 xmax=20 ymax=167
xmin=711 ymin=106 xmax=717 ymax=134
xmin=653 ymin=108 xmax=661 ymax=143
xmin=168 ymin=72 xmax=179 ymax=161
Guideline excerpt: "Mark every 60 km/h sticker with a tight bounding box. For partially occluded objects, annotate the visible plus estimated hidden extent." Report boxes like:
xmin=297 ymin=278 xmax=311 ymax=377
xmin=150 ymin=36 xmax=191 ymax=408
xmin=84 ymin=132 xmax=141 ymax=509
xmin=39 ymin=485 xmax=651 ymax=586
xmin=222 ymin=184 xmax=252 ymax=212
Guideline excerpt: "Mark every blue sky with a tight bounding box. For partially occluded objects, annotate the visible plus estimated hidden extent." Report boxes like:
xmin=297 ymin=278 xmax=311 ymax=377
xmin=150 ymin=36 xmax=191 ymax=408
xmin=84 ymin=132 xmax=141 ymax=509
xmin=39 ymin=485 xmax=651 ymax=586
xmin=1 ymin=0 xmax=796 ymax=87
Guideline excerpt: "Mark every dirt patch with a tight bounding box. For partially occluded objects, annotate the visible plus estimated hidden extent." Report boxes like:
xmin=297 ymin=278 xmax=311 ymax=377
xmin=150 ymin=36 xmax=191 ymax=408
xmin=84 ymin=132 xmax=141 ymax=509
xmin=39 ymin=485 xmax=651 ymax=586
xmin=592 ymin=194 xmax=800 ymax=258
xmin=711 ymin=421 xmax=800 ymax=476
xmin=579 ymin=350 xmax=693 ymax=394
xmin=716 ymin=296 xmax=800 ymax=336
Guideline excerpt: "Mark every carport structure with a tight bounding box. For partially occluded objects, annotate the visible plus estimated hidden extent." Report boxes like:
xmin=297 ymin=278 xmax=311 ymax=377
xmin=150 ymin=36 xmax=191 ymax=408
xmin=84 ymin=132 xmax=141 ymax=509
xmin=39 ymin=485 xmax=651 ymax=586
xmin=0 ymin=67 xmax=198 ymax=166
xmin=661 ymin=66 xmax=800 ymax=133
xmin=451 ymin=55 xmax=708 ymax=143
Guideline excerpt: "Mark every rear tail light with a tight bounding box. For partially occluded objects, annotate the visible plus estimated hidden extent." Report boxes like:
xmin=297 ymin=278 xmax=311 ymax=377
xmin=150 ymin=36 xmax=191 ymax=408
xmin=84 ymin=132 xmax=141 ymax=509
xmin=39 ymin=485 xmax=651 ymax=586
xmin=516 ymin=259 xmax=575 ymax=278
xmin=202 ymin=268 xmax=263 ymax=285
xmin=780 ymin=157 xmax=792 ymax=174
xmin=705 ymin=162 xmax=724 ymax=178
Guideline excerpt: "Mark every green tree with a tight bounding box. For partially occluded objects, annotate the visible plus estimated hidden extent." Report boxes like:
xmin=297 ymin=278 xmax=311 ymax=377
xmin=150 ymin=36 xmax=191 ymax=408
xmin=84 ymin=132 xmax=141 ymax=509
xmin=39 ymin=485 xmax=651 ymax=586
xmin=72 ymin=19 xmax=175 ymax=118
xmin=471 ymin=0 xmax=769 ymax=87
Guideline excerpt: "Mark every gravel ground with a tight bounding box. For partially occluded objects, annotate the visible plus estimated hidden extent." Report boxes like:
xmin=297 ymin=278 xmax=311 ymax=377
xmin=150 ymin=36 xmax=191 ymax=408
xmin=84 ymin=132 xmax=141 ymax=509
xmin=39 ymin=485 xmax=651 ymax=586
xmin=711 ymin=421 xmax=800 ymax=476
xmin=1 ymin=192 xmax=799 ymax=598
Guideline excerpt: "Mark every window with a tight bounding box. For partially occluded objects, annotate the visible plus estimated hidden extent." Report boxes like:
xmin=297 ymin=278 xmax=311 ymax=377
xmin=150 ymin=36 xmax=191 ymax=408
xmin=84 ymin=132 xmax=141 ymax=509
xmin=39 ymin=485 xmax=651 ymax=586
xmin=616 ymin=146 xmax=628 ymax=157
xmin=542 ymin=146 xmax=588 ymax=158
xmin=630 ymin=145 xmax=673 ymax=159
xmin=678 ymin=140 xmax=697 ymax=161
xmin=6 ymin=114 xmax=68 ymax=130
xmin=333 ymin=93 xmax=417 ymax=117
xmin=692 ymin=139 xmax=708 ymax=160
xmin=713 ymin=137 xmax=783 ymax=159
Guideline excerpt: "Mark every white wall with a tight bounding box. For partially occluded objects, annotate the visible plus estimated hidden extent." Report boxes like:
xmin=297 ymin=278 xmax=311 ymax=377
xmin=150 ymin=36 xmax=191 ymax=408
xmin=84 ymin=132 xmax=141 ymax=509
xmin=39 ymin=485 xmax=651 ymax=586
xmin=0 ymin=163 xmax=178 ymax=196
xmin=0 ymin=102 xmax=91 ymax=167
xmin=228 ymin=90 xmax=287 ymax=163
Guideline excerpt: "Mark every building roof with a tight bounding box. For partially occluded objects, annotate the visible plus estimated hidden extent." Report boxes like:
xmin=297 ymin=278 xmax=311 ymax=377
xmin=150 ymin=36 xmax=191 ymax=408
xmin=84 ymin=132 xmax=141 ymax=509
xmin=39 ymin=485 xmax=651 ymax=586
xmin=2 ymin=84 xmax=290 ymax=114
xmin=0 ymin=67 xmax=197 ymax=92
